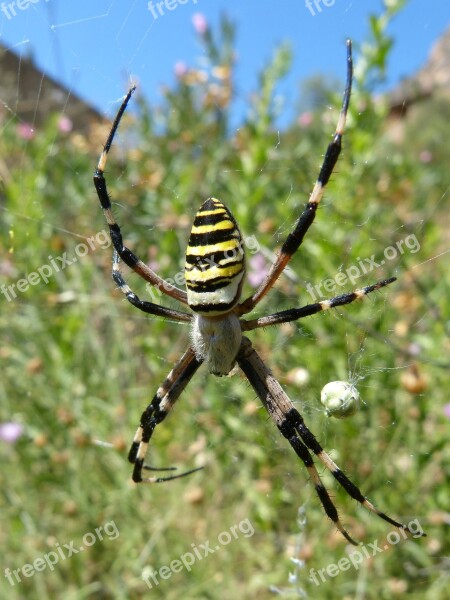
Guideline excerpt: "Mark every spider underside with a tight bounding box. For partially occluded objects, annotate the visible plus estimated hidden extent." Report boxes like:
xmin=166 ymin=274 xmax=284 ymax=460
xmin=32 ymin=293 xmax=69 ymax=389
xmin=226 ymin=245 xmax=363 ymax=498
xmin=93 ymin=41 xmax=423 ymax=545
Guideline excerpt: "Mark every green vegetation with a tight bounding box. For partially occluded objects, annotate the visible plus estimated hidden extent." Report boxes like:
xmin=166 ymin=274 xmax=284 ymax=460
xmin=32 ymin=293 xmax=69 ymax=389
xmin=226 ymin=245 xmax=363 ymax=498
xmin=1 ymin=6 xmax=448 ymax=599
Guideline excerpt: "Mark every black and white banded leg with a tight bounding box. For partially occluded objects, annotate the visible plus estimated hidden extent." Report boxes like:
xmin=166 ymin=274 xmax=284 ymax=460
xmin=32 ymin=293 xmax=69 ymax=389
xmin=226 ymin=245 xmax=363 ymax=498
xmin=112 ymin=251 xmax=192 ymax=323
xmin=241 ymin=278 xmax=396 ymax=331
xmin=238 ymin=40 xmax=353 ymax=315
xmin=129 ymin=346 xmax=203 ymax=483
xmin=237 ymin=336 xmax=419 ymax=545
xmin=93 ymin=86 xmax=188 ymax=306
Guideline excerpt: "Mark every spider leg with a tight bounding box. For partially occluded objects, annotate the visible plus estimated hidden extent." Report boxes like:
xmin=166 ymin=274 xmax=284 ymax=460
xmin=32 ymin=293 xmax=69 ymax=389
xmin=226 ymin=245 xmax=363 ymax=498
xmin=93 ymin=86 xmax=188 ymax=305
xmin=129 ymin=346 xmax=203 ymax=483
xmin=112 ymin=251 xmax=192 ymax=323
xmin=238 ymin=40 xmax=352 ymax=315
xmin=241 ymin=278 xmax=395 ymax=331
xmin=237 ymin=336 xmax=425 ymax=544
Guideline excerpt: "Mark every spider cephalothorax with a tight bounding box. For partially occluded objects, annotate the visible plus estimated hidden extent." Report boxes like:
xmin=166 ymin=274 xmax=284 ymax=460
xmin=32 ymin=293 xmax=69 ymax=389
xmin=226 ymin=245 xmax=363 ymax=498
xmin=93 ymin=41 xmax=424 ymax=545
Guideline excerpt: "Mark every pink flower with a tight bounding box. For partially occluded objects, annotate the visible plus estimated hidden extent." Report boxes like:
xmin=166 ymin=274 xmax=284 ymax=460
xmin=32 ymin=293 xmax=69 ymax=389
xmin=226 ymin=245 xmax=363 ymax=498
xmin=17 ymin=122 xmax=35 ymax=140
xmin=192 ymin=13 xmax=208 ymax=35
xmin=298 ymin=112 xmax=313 ymax=128
xmin=0 ymin=422 xmax=24 ymax=443
xmin=443 ymin=404 xmax=450 ymax=420
xmin=58 ymin=115 xmax=73 ymax=133
xmin=174 ymin=61 xmax=188 ymax=78
xmin=248 ymin=253 xmax=268 ymax=288
xmin=419 ymin=150 xmax=432 ymax=163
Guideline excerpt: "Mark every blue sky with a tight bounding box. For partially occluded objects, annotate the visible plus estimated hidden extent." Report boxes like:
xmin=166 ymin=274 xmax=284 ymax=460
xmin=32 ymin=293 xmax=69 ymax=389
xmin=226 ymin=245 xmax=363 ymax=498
xmin=0 ymin=0 xmax=448 ymax=125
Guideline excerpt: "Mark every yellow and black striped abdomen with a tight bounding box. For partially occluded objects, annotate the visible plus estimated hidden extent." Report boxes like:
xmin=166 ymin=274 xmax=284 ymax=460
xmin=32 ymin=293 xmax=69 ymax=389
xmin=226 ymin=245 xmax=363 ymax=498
xmin=185 ymin=198 xmax=245 ymax=314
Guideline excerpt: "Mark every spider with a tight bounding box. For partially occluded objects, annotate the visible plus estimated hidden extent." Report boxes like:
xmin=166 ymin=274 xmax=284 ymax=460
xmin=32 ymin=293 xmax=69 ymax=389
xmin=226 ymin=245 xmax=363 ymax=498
xmin=93 ymin=41 xmax=423 ymax=545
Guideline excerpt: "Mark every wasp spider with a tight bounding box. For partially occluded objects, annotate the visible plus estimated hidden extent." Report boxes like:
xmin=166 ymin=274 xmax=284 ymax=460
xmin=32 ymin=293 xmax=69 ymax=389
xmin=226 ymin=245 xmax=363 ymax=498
xmin=94 ymin=41 xmax=423 ymax=545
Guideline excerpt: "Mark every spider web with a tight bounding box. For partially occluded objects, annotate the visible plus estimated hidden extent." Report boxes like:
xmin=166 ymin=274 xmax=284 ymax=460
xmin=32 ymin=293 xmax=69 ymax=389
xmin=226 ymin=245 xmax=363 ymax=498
xmin=0 ymin=0 xmax=444 ymax=489
xmin=0 ymin=0 xmax=443 ymax=284
xmin=0 ymin=2 xmax=447 ymax=596
xmin=1 ymin=1 xmax=444 ymax=455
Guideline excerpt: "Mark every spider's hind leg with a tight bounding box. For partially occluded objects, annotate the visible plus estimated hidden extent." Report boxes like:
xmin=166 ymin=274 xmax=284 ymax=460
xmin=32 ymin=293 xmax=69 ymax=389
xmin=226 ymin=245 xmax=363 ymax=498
xmin=128 ymin=347 xmax=203 ymax=483
xmin=238 ymin=337 xmax=358 ymax=544
xmin=237 ymin=337 xmax=425 ymax=543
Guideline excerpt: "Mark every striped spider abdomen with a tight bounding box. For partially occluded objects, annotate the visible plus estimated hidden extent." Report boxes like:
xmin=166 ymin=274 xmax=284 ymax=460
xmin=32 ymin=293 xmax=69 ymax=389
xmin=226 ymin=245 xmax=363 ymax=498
xmin=184 ymin=197 xmax=245 ymax=315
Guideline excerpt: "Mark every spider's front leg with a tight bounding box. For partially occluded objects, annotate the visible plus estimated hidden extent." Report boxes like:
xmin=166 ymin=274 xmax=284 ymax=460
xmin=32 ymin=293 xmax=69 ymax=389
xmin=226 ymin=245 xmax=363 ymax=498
xmin=93 ymin=86 xmax=188 ymax=306
xmin=129 ymin=346 xmax=203 ymax=483
xmin=238 ymin=40 xmax=353 ymax=315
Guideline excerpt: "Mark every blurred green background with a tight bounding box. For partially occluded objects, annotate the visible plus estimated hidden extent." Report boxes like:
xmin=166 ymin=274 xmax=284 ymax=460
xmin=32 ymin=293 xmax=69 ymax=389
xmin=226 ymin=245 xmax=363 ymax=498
xmin=1 ymin=4 xmax=449 ymax=599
